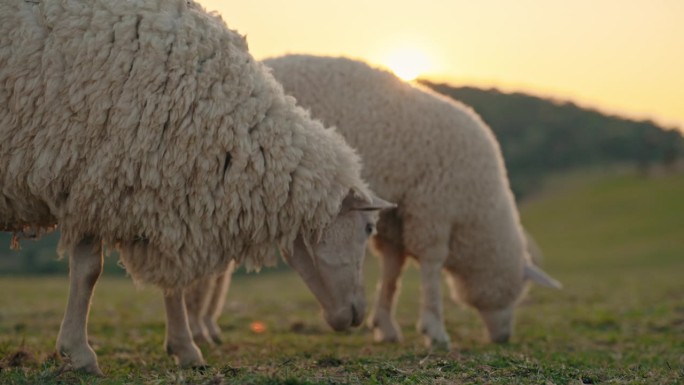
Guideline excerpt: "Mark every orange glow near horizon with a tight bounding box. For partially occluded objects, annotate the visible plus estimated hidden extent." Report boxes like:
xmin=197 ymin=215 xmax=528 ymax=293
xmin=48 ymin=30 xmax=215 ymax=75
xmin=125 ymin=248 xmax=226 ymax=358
xmin=203 ymin=0 xmax=684 ymax=131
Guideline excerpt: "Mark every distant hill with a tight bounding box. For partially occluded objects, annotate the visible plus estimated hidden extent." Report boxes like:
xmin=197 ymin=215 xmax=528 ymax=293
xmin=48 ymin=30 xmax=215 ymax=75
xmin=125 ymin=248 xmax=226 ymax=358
xmin=420 ymin=81 xmax=684 ymax=198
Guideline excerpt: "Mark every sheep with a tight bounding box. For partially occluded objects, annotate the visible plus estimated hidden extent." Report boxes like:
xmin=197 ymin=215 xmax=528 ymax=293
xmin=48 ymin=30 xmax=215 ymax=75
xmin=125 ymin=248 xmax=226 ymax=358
xmin=186 ymin=54 xmax=561 ymax=349
xmin=0 ymin=2 xmax=394 ymax=375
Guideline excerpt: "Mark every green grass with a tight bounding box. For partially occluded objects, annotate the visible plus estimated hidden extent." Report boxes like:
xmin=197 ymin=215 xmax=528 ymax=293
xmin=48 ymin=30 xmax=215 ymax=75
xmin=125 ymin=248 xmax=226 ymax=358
xmin=1 ymin=171 xmax=683 ymax=384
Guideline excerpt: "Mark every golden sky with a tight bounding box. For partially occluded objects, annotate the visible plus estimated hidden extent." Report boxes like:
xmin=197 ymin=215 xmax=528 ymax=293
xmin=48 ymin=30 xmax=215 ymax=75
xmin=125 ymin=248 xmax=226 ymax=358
xmin=202 ymin=0 xmax=684 ymax=131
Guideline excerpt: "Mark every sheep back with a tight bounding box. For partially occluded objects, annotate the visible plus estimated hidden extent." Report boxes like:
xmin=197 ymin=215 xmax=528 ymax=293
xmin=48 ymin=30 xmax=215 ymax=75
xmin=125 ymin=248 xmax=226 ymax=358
xmin=265 ymin=55 xmax=515 ymax=229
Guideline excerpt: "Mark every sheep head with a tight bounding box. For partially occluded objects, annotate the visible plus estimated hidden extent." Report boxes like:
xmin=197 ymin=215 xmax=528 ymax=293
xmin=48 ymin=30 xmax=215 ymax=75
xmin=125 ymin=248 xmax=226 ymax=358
xmin=478 ymin=261 xmax=562 ymax=343
xmin=282 ymin=188 xmax=395 ymax=331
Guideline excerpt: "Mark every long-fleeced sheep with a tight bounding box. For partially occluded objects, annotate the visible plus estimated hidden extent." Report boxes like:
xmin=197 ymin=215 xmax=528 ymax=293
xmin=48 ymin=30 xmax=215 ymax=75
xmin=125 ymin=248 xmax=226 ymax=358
xmin=0 ymin=3 xmax=393 ymax=375
xmin=186 ymin=55 xmax=561 ymax=349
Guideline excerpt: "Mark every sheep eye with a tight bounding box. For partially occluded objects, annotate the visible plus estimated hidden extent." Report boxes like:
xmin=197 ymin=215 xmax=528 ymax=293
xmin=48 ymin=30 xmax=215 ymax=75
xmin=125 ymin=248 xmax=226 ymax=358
xmin=365 ymin=223 xmax=375 ymax=236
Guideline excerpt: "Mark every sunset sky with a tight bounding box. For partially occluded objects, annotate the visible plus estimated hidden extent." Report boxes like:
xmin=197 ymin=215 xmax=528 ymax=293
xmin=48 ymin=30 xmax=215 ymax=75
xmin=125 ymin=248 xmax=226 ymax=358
xmin=202 ymin=0 xmax=683 ymax=131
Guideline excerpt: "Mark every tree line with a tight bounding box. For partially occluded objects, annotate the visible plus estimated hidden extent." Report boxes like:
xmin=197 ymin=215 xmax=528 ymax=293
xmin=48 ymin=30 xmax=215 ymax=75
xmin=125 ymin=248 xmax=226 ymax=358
xmin=421 ymin=81 xmax=684 ymax=198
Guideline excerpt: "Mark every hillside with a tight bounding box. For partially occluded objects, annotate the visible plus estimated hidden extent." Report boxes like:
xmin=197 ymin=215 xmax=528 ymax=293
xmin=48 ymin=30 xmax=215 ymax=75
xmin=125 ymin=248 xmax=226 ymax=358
xmin=420 ymin=81 xmax=684 ymax=198
xmin=521 ymin=171 xmax=684 ymax=271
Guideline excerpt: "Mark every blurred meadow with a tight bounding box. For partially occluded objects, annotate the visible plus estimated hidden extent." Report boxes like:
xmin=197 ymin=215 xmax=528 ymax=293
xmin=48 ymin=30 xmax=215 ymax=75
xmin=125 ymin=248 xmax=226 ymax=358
xmin=1 ymin=170 xmax=682 ymax=384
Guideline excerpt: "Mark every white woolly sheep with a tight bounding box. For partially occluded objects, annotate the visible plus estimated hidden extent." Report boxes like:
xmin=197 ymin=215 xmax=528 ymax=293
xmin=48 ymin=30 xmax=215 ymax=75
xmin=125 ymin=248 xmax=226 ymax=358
xmin=186 ymin=55 xmax=561 ymax=349
xmin=0 ymin=2 xmax=393 ymax=376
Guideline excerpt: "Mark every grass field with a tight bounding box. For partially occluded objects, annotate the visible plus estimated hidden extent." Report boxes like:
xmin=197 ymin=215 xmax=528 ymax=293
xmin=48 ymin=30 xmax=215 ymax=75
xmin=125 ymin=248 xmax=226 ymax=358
xmin=0 ymin=172 xmax=682 ymax=384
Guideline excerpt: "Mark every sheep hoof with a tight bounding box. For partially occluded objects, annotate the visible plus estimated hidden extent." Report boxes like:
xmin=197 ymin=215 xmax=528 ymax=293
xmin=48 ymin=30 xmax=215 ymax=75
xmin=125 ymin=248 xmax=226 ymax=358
xmin=81 ymin=363 xmax=105 ymax=377
xmin=166 ymin=340 xmax=205 ymax=368
xmin=424 ymin=336 xmax=452 ymax=351
xmin=372 ymin=327 xmax=403 ymax=343
xmin=57 ymin=346 xmax=103 ymax=376
xmin=490 ymin=333 xmax=510 ymax=344
xmin=368 ymin=313 xmax=402 ymax=343
xmin=192 ymin=364 xmax=210 ymax=373
xmin=60 ymin=358 xmax=104 ymax=377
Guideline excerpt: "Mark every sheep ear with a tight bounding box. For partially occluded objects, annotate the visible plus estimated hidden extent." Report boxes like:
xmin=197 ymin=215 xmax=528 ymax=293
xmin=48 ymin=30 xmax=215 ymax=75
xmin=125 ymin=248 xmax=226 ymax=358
xmin=524 ymin=263 xmax=562 ymax=289
xmin=342 ymin=188 xmax=396 ymax=212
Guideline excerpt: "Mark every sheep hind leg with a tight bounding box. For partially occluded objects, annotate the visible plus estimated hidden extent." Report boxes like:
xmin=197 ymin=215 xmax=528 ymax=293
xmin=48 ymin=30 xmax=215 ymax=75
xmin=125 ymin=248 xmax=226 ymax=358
xmin=367 ymin=236 xmax=407 ymax=343
xmin=185 ymin=280 xmax=216 ymax=346
xmin=164 ymin=289 xmax=205 ymax=368
xmin=203 ymin=260 xmax=235 ymax=344
xmin=56 ymin=237 xmax=104 ymax=376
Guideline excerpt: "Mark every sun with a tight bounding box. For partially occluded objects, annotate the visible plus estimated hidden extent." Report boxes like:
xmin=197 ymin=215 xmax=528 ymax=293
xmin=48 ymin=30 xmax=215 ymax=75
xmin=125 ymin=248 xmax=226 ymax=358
xmin=383 ymin=47 xmax=433 ymax=81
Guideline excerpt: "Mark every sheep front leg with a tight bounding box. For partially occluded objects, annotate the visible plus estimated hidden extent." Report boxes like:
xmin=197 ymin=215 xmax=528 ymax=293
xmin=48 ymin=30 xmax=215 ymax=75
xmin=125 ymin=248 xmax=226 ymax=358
xmin=367 ymin=237 xmax=406 ymax=343
xmin=416 ymin=245 xmax=451 ymax=350
xmin=56 ymin=237 xmax=104 ymax=376
xmin=164 ymin=289 xmax=205 ymax=367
